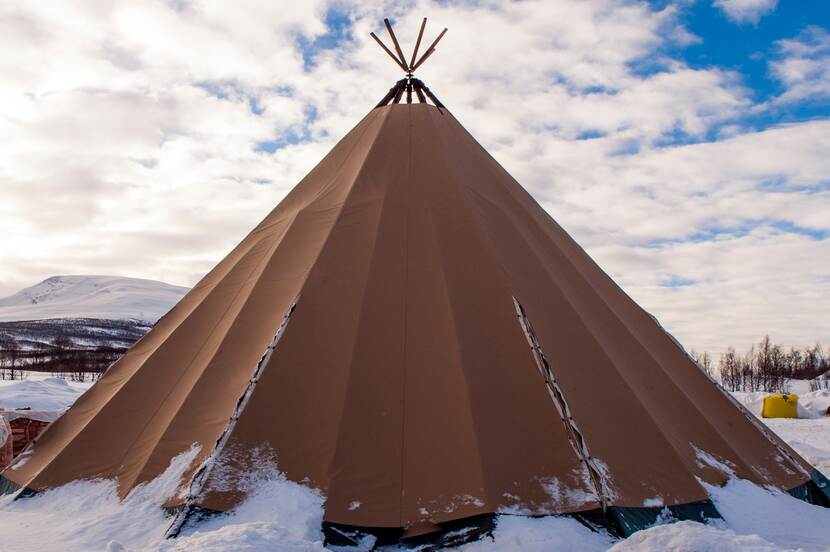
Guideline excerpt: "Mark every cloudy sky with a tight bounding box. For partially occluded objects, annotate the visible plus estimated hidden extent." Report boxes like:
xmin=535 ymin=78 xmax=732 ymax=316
xmin=1 ymin=0 xmax=828 ymax=353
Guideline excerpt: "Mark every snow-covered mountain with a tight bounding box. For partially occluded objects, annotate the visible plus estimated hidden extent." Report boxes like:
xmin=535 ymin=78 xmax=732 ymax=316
xmin=0 ymin=275 xmax=189 ymax=323
xmin=0 ymin=276 xmax=189 ymax=351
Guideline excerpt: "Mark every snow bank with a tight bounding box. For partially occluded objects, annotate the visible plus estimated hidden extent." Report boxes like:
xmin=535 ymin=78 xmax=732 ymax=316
xmin=5 ymin=468 xmax=830 ymax=551
xmin=797 ymin=390 xmax=830 ymax=418
xmin=156 ymin=522 xmax=325 ymax=552
xmin=703 ymin=477 xmax=830 ymax=551
xmin=764 ymin=417 xmax=830 ymax=477
xmin=588 ymin=476 xmax=830 ymax=552
xmin=458 ymin=515 xmax=613 ymax=551
xmin=731 ymin=391 xmax=767 ymax=416
xmin=159 ymin=470 xmax=326 ymax=552
xmin=731 ymin=389 xmax=830 ymax=419
xmin=608 ymin=521 xmax=783 ymax=551
xmin=0 ymin=447 xmax=328 ymax=552
xmin=0 ymin=376 xmax=91 ymax=411
xmin=0 ymin=446 xmax=201 ymax=552
xmin=2 ymin=459 xmax=830 ymax=551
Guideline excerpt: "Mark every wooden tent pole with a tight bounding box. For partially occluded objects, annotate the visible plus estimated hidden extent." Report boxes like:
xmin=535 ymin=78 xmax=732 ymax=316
xmin=370 ymin=32 xmax=408 ymax=72
xmin=413 ymin=80 xmax=427 ymax=103
xmin=376 ymin=79 xmax=406 ymax=107
xmin=412 ymin=28 xmax=447 ymax=72
xmin=409 ymin=18 xmax=427 ymax=70
xmin=371 ymin=19 xmax=448 ymax=110
xmin=393 ymin=82 xmax=406 ymax=104
xmin=384 ymin=19 xmax=408 ymax=69
xmin=418 ymin=80 xmax=445 ymax=109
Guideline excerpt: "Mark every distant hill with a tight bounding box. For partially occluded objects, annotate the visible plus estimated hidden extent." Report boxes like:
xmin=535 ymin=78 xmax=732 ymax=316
xmin=0 ymin=276 xmax=189 ymax=355
xmin=0 ymin=275 xmax=189 ymax=323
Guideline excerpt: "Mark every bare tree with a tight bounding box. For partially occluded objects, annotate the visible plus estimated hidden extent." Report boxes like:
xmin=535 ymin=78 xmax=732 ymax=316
xmin=29 ymin=340 xmax=49 ymax=373
xmin=719 ymin=347 xmax=742 ymax=392
xmin=690 ymin=349 xmax=714 ymax=378
xmin=70 ymin=349 xmax=88 ymax=382
xmin=753 ymin=336 xmax=788 ymax=393
xmin=5 ymin=338 xmax=22 ymax=380
xmin=51 ymin=335 xmax=74 ymax=374
xmin=711 ymin=337 xmax=828 ymax=393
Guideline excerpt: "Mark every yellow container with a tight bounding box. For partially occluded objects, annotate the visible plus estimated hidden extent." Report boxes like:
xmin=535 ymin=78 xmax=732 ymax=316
xmin=762 ymin=393 xmax=798 ymax=418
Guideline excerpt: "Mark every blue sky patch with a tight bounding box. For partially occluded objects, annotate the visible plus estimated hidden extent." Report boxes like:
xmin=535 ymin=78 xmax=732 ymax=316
xmin=659 ymin=275 xmax=698 ymax=288
xmin=296 ymin=8 xmax=354 ymax=70
xmin=639 ymin=217 xmax=829 ymax=248
xmin=771 ymin=220 xmax=829 ymax=240
xmin=256 ymin=105 xmax=319 ymax=153
xmin=621 ymin=1 xmax=830 ymax=143
xmin=575 ymin=129 xmax=607 ymax=140
xmin=671 ymin=1 xmax=830 ymax=127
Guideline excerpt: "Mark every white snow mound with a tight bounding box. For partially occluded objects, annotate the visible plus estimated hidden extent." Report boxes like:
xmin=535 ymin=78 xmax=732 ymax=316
xmin=1 ymin=456 xmax=830 ymax=551
xmin=608 ymin=520 xmax=784 ymax=552
xmin=0 ymin=376 xmax=90 ymax=411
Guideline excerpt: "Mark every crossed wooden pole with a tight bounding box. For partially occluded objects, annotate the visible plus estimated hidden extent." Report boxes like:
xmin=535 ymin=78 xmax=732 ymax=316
xmin=370 ymin=18 xmax=448 ymax=109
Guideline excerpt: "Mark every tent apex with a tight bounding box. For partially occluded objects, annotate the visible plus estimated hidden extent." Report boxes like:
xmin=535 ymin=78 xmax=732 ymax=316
xmin=370 ymin=18 xmax=448 ymax=110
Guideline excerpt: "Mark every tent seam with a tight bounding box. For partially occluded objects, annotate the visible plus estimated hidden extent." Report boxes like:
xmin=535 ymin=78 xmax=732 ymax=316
xmin=112 ymin=226 xmax=295 ymax=489
xmin=425 ymin=201 xmax=494 ymax=514
xmin=192 ymin=107 xmax=393 ymax=507
xmin=397 ymin=104 xmax=411 ymax=527
xmin=512 ymin=296 xmax=610 ymax=511
xmin=253 ymin=106 xmax=398 ymax=515
xmin=520 ymin=208 xmax=805 ymax=486
xmin=421 ymin=106 xmax=520 ymax=512
xmin=27 ymin=108 xmax=385 ymax=495
xmin=321 ymin=118 xmax=399 ymax=518
xmin=13 ymin=228 xmax=286 ymax=492
xmin=436 ymin=110 xmax=714 ymax=507
xmin=165 ymin=296 xmax=299 ymax=538
xmin=118 ymin=216 xmax=303 ymax=493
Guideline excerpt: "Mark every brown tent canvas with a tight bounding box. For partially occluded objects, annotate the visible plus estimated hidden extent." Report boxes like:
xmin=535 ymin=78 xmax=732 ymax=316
xmin=2 ymin=21 xmax=829 ymax=547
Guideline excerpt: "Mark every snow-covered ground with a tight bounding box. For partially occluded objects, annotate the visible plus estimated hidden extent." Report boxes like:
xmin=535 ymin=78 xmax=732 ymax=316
xmin=0 ymin=378 xmax=828 ymax=551
xmin=731 ymin=379 xmax=830 ymax=476
xmin=0 ymin=275 xmax=188 ymax=323
xmin=0 ymin=374 xmax=92 ymax=411
xmin=765 ymin=417 xmax=830 ymax=477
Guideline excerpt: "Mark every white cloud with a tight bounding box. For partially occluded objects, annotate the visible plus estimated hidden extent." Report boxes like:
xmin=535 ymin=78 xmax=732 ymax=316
xmin=770 ymin=26 xmax=830 ymax=104
xmin=712 ymin=0 xmax=777 ymax=25
xmin=556 ymin=120 xmax=830 ymax=353
xmin=0 ymin=0 xmax=828 ymax=354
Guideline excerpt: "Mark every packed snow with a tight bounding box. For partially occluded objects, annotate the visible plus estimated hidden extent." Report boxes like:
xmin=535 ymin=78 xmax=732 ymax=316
xmin=765 ymin=417 xmax=830 ymax=476
xmin=0 ymin=447 xmax=205 ymax=552
xmin=0 ymin=380 xmax=828 ymax=551
xmin=0 ymin=275 xmax=188 ymax=323
xmin=0 ymin=374 xmax=92 ymax=412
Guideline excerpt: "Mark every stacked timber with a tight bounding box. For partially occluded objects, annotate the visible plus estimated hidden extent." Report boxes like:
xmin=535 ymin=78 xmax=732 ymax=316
xmin=0 ymin=409 xmax=59 ymax=470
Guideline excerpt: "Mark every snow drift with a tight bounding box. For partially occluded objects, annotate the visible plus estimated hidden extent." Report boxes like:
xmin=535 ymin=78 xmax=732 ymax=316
xmin=1 ymin=454 xmax=829 ymax=552
xmin=0 ymin=377 xmax=90 ymax=412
